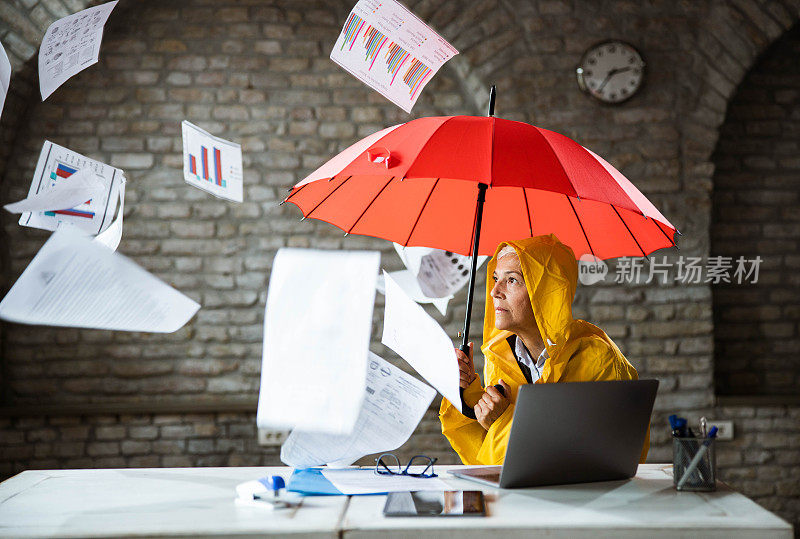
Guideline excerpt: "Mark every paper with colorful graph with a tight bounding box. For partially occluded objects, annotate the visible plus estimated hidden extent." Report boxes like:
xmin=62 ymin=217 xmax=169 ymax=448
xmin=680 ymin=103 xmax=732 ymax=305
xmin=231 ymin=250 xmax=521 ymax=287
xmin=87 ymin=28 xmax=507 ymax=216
xmin=181 ymin=120 xmax=243 ymax=203
xmin=18 ymin=141 xmax=125 ymax=242
xmin=331 ymin=0 xmax=458 ymax=113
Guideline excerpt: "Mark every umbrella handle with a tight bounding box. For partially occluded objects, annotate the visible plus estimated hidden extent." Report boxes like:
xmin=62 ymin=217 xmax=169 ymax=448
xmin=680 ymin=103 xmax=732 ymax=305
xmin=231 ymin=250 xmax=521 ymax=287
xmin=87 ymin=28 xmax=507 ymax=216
xmin=459 ymin=341 xmax=506 ymax=420
xmin=459 ymin=385 xmax=507 ymax=420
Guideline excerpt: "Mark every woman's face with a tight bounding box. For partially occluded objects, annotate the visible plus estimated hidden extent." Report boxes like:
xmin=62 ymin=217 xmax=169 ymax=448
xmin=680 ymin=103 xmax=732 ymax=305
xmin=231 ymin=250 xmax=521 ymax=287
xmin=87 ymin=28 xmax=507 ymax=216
xmin=491 ymin=253 xmax=536 ymax=334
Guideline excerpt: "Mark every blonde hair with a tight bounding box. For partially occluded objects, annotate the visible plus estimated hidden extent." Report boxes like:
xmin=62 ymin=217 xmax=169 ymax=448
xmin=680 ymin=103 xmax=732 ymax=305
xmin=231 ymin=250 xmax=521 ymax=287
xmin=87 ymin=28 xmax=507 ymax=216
xmin=497 ymin=244 xmax=518 ymax=260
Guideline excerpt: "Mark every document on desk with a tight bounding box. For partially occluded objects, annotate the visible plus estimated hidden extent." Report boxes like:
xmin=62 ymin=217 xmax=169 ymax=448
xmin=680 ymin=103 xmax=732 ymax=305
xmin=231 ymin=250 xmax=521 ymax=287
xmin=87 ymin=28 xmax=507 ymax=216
xmin=381 ymin=271 xmax=461 ymax=410
xmin=0 ymin=227 xmax=199 ymax=332
xmin=281 ymin=351 xmax=435 ymax=467
xmin=257 ymin=248 xmax=380 ymax=435
xmin=321 ymin=469 xmax=448 ymax=495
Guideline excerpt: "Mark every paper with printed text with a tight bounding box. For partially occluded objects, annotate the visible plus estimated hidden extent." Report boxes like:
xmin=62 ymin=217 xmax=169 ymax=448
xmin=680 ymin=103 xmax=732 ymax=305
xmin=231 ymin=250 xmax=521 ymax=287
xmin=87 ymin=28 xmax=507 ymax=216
xmin=281 ymin=351 xmax=435 ymax=467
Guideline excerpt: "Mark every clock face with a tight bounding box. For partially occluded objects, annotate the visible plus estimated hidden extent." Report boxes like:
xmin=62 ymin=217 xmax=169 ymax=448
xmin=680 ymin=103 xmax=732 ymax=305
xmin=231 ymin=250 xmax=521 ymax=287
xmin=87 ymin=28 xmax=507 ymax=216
xmin=577 ymin=41 xmax=645 ymax=104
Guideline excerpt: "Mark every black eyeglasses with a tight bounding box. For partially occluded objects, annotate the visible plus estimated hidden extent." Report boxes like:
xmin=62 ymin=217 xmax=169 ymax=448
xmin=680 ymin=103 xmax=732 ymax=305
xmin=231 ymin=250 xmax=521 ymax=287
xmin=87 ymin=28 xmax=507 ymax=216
xmin=374 ymin=453 xmax=438 ymax=478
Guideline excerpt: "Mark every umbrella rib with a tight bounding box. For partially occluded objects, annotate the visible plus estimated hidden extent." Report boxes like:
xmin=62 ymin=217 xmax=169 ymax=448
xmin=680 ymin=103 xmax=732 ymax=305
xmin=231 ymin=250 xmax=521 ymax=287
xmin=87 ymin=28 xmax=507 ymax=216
xmin=280 ymin=182 xmax=308 ymax=205
xmin=651 ymin=217 xmax=680 ymax=251
xmin=346 ymin=176 xmax=395 ymax=235
xmin=611 ymin=204 xmax=648 ymax=260
xmin=304 ymin=176 xmax=352 ymax=220
xmin=522 ymin=187 xmax=533 ymax=236
xmin=566 ymin=195 xmax=596 ymax=259
xmin=404 ymin=178 xmax=439 ymax=246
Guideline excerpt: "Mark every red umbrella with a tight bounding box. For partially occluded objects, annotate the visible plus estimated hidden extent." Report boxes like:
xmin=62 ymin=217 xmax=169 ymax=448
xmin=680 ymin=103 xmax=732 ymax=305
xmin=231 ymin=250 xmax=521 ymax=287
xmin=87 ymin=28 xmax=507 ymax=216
xmin=282 ymin=87 xmax=678 ymax=363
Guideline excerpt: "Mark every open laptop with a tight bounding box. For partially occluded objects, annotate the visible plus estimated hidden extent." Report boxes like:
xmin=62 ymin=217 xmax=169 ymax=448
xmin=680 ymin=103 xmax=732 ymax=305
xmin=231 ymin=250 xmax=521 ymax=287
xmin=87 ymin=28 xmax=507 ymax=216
xmin=449 ymin=379 xmax=659 ymax=488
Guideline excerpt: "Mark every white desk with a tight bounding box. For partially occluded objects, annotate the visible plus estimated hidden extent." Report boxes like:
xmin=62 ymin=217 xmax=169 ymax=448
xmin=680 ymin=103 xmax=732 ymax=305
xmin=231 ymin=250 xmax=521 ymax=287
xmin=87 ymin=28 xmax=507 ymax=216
xmin=0 ymin=465 xmax=792 ymax=538
xmin=0 ymin=467 xmax=345 ymax=538
xmin=343 ymin=465 xmax=793 ymax=538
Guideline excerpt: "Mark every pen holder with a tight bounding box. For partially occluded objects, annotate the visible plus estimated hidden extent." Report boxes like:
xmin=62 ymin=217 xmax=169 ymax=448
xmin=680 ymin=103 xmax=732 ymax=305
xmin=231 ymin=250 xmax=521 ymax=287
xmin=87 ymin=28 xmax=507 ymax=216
xmin=673 ymin=437 xmax=716 ymax=491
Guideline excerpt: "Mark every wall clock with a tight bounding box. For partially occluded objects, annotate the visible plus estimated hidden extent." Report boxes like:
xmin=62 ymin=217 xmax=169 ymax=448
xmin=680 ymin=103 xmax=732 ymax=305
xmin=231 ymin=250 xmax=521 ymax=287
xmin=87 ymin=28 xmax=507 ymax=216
xmin=576 ymin=40 xmax=645 ymax=104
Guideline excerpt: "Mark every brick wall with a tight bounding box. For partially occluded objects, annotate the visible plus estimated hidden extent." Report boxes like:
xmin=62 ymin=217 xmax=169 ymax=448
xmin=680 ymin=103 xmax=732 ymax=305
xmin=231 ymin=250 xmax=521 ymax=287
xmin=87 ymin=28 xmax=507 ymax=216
xmin=0 ymin=411 xmax=280 ymax=472
xmin=712 ymin=23 xmax=800 ymax=396
xmin=0 ymin=0 xmax=797 ymax=532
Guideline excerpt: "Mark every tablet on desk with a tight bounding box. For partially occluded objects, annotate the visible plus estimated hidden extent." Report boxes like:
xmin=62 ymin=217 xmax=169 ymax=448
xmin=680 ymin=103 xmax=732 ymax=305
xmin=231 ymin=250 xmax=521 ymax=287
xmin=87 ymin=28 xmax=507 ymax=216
xmin=383 ymin=490 xmax=486 ymax=517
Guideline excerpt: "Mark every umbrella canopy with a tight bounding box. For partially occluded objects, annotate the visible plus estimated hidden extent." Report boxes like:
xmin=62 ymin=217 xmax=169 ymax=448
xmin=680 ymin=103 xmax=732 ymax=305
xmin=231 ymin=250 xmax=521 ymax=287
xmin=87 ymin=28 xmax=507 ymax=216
xmin=285 ymin=115 xmax=678 ymax=260
xmin=284 ymin=97 xmax=678 ymax=415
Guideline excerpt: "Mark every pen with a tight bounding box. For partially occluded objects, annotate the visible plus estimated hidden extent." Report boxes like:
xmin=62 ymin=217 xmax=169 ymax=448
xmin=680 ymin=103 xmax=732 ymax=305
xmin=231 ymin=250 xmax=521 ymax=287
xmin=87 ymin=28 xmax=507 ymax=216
xmin=676 ymin=426 xmax=718 ymax=489
xmin=668 ymin=414 xmax=688 ymax=437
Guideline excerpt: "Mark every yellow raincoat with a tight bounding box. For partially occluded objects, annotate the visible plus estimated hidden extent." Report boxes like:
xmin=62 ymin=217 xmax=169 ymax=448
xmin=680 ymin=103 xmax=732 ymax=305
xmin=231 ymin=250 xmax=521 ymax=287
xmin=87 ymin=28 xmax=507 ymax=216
xmin=439 ymin=234 xmax=649 ymax=465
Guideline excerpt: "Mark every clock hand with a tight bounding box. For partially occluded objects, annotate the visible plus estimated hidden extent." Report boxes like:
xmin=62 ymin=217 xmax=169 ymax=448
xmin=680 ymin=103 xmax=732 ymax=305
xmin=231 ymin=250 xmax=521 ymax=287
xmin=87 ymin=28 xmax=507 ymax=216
xmin=596 ymin=68 xmax=620 ymax=92
xmin=596 ymin=66 xmax=635 ymax=92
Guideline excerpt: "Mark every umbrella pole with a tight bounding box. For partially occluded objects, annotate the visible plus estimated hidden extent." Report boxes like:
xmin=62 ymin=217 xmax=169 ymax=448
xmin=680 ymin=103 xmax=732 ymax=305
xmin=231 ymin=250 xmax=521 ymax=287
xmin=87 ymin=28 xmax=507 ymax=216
xmin=458 ymin=182 xmax=488 ymax=419
xmin=460 ymin=182 xmax=488 ymax=355
xmin=458 ymin=85 xmax=496 ymax=418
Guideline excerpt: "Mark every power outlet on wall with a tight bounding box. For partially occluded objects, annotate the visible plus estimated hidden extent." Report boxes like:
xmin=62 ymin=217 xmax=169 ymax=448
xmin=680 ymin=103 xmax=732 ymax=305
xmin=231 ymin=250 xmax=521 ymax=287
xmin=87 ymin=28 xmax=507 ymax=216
xmin=258 ymin=429 xmax=289 ymax=446
xmin=707 ymin=420 xmax=734 ymax=440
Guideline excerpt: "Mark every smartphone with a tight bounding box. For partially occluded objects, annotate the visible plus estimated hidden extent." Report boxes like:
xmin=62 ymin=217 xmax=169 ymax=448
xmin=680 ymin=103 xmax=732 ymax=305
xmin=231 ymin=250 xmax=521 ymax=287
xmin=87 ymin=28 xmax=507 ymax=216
xmin=382 ymin=490 xmax=486 ymax=517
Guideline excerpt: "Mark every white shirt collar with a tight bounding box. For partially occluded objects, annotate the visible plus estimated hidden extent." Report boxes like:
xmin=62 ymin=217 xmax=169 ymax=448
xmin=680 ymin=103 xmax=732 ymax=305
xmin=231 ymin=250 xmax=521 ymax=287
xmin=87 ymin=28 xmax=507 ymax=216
xmin=514 ymin=337 xmax=549 ymax=375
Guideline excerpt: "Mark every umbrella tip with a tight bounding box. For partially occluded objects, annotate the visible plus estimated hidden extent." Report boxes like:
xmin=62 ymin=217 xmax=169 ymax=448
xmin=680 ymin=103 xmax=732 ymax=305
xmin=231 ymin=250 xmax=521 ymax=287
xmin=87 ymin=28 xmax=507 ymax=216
xmin=343 ymin=232 xmax=349 ymax=237
xmin=488 ymin=85 xmax=496 ymax=117
xmin=676 ymin=229 xmax=683 ymax=236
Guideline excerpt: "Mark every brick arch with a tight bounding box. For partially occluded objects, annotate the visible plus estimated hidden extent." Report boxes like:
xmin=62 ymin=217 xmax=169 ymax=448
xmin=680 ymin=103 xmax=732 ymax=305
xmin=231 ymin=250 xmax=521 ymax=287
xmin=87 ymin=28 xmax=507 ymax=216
xmin=684 ymin=0 xmax=800 ymax=175
xmin=710 ymin=21 xmax=800 ymax=396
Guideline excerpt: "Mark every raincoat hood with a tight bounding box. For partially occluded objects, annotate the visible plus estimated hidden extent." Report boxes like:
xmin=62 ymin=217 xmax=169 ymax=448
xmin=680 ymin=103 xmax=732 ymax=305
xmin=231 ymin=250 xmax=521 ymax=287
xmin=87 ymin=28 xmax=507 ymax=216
xmin=483 ymin=234 xmax=578 ymax=358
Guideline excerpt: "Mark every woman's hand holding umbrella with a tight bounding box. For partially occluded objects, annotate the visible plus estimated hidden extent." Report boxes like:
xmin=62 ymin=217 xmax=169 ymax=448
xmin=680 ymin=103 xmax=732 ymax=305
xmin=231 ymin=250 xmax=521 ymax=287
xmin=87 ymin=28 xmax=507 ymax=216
xmin=474 ymin=380 xmax=512 ymax=430
xmin=456 ymin=342 xmax=477 ymax=389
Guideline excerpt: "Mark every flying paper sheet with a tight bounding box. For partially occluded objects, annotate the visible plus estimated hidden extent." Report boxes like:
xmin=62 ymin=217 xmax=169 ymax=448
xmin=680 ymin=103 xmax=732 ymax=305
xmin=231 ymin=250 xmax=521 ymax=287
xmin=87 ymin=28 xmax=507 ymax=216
xmin=280 ymin=352 xmax=435 ymax=468
xmin=4 ymin=168 xmax=104 ymax=214
xmin=377 ymin=270 xmax=451 ymax=316
xmin=394 ymin=243 xmax=488 ymax=299
xmin=381 ymin=271 xmax=461 ymax=411
xmin=0 ymin=41 xmax=10 ymax=120
xmin=257 ymin=248 xmax=380 ymax=435
xmin=19 ymin=141 xmax=124 ymax=238
xmin=0 ymin=227 xmax=199 ymax=332
xmin=181 ymin=120 xmax=243 ymax=202
xmin=330 ymin=0 xmax=458 ymax=113
xmin=93 ymin=179 xmax=125 ymax=251
xmin=38 ymin=1 xmax=118 ymax=100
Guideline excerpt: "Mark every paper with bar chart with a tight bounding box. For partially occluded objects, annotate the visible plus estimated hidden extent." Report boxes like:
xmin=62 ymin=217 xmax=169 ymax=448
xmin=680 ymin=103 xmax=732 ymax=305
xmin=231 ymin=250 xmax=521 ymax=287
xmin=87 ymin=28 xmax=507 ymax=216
xmin=181 ymin=120 xmax=243 ymax=202
xmin=19 ymin=141 xmax=124 ymax=237
xmin=331 ymin=0 xmax=458 ymax=113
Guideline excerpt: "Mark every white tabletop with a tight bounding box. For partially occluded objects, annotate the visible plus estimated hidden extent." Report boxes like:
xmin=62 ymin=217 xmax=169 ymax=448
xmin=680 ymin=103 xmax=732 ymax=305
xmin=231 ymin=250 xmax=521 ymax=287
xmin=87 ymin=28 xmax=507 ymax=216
xmin=0 ymin=467 xmax=345 ymax=538
xmin=0 ymin=465 xmax=792 ymax=538
xmin=342 ymin=464 xmax=793 ymax=538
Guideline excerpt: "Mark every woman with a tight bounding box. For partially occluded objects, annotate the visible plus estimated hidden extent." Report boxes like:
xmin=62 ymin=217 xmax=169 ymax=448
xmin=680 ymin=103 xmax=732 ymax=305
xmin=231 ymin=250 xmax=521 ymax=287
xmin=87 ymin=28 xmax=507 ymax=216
xmin=439 ymin=234 xmax=648 ymax=465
